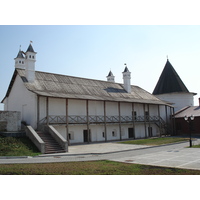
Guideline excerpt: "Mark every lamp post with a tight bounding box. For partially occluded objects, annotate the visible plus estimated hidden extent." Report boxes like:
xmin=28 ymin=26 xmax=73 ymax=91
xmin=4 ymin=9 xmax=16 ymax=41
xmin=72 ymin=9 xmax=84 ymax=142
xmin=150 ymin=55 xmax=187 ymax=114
xmin=184 ymin=115 xmax=194 ymax=147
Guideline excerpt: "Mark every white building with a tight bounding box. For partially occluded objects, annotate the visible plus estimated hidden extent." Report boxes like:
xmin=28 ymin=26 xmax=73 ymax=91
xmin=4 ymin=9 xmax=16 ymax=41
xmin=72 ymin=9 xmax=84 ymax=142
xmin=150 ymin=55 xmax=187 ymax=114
xmin=1 ymin=43 xmax=174 ymax=148
xmin=153 ymin=59 xmax=197 ymax=112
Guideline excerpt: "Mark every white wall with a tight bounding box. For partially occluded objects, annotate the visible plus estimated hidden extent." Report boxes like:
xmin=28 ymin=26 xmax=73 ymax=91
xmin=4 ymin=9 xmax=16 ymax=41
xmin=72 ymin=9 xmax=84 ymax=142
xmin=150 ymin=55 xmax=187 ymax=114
xmin=39 ymin=98 xmax=170 ymax=143
xmin=68 ymin=99 xmax=86 ymax=115
xmin=4 ymin=75 xmax=37 ymax=128
xmin=156 ymin=92 xmax=194 ymax=112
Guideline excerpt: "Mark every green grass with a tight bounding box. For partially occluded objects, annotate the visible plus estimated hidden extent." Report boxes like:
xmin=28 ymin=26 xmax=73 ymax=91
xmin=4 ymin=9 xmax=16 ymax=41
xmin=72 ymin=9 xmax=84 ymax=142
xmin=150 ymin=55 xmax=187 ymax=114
xmin=119 ymin=137 xmax=189 ymax=146
xmin=191 ymin=144 xmax=200 ymax=148
xmin=0 ymin=136 xmax=41 ymax=156
xmin=0 ymin=160 xmax=200 ymax=175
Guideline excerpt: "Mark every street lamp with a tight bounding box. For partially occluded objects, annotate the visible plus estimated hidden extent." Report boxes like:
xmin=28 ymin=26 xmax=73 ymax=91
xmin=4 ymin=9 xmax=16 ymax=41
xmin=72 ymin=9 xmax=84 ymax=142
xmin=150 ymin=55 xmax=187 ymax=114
xmin=184 ymin=115 xmax=194 ymax=147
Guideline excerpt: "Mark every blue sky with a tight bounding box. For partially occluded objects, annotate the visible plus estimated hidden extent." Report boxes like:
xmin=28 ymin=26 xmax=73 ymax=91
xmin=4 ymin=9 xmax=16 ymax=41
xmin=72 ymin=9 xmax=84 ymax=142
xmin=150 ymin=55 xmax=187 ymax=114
xmin=1 ymin=25 xmax=200 ymax=110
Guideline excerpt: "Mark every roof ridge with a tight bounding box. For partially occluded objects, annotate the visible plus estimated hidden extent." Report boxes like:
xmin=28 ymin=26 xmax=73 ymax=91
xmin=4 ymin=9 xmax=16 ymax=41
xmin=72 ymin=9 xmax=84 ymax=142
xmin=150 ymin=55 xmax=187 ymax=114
xmin=17 ymin=68 xmax=128 ymax=86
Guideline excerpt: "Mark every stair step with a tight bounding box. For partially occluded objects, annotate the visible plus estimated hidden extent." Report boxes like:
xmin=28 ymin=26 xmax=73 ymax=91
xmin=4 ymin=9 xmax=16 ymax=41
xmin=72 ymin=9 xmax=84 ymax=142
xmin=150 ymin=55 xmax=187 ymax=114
xmin=36 ymin=131 xmax=65 ymax=154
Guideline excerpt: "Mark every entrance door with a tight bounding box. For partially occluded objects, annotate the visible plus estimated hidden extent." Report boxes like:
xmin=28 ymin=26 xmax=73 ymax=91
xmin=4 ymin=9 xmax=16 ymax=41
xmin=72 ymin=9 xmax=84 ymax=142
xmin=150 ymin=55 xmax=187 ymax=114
xmin=83 ymin=130 xmax=91 ymax=143
xmin=148 ymin=127 xmax=153 ymax=137
xmin=128 ymin=128 xmax=134 ymax=138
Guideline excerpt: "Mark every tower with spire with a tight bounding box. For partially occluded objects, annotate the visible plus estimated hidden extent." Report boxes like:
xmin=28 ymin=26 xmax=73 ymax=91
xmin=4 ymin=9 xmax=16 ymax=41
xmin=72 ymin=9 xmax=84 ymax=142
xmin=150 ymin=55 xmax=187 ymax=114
xmin=122 ymin=63 xmax=131 ymax=93
xmin=25 ymin=43 xmax=36 ymax=82
xmin=106 ymin=70 xmax=115 ymax=82
xmin=14 ymin=47 xmax=25 ymax=69
xmin=153 ymin=59 xmax=196 ymax=112
xmin=14 ymin=42 xmax=37 ymax=82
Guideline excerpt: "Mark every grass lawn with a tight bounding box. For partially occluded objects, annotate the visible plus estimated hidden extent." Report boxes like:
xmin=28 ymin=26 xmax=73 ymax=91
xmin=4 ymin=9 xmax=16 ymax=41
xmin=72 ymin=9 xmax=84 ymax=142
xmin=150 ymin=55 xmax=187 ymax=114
xmin=0 ymin=136 xmax=41 ymax=156
xmin=0 ymin=160 xmax=200 ymax=175
xmin=191 ymin=144 xmax=200 ymax=148
xmin=119 ymin=137 xmax=189 ymax=146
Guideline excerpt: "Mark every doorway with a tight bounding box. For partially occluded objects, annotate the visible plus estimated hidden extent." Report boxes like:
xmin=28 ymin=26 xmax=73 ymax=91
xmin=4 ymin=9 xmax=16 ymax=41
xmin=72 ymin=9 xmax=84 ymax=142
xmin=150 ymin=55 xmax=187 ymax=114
xmin=128 ymin=128 xmax=135 ymax=138
xmin=148 ymin=127 xmax=153 ymax=137
xmin=83 ymin=129 xmax=91 ymax=143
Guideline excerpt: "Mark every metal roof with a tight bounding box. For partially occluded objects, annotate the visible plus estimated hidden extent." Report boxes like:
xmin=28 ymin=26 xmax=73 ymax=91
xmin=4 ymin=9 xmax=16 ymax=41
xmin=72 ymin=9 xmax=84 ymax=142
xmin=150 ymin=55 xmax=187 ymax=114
xmin=15 ymin=50 xmax=25 ymax=59
xmin=2 ymin=68 xmax=170 ymax=106
xmin=26 ymin=44 xmax=35 ymax=53
xmin=107 ymin=70 xmax=114 ymax=77
xmin=153 ymin=59 xmax=192 ymax=95
xmin=174 ymin=106 xmax=200 ymax=118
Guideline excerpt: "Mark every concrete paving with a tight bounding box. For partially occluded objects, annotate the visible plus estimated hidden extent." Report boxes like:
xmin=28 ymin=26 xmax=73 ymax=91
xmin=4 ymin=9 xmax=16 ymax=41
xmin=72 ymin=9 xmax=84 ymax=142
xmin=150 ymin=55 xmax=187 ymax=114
xmin=1 ymin=139 xmax=200 ymax=171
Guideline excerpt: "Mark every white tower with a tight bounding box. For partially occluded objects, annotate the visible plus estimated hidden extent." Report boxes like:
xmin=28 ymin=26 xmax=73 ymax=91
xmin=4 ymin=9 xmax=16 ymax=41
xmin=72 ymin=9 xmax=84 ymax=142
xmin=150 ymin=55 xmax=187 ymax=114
xmin=122 ymin=64 xmax=131 ymax=93
xmin=25 ymin=43 xmax=36 ymax=82
xmin=14 ymin=48 xmax=26 ymax=69
xmin=107 ymin=70 xmax=115 ymax=82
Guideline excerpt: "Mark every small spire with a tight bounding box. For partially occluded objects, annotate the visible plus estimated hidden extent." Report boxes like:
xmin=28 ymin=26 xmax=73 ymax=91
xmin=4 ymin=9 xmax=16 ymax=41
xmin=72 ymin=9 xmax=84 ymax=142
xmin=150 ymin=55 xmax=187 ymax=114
xmin=16 ymin=50 xmax=25 ymax=58
xmin=123 ymin=63 xmax=130 ymax=72
xmin=26 ymin=43 xmax=35 ymax=53
xmin=107 ymin=70 xmax=114 ymax=77
xmin=167 ymin=55 xmax=169 ymax=60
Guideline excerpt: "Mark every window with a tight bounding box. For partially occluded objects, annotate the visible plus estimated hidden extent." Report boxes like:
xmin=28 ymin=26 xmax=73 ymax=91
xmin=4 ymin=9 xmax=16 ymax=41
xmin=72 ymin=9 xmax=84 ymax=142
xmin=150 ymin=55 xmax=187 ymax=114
xmin=112 ymin=130 xmax=117 ymax=137
xmin=19 ymin=61 xmax=21 ymax=63
xmin=134 ymin=111 xmax=137 ymax=120
xmin=22 ymin=61 xmax=24 ymax=64
xmin=68 ymin=132 xmax=74 ymax=140
xmin=145 ymin=111 xmax=149 ymax=120
xmin=102 ymin=132 xmax=105 ymax=138
xmin=32 ymin=56 xmax=34 ymax=59
xmin=29 ymin=55 xmax=31 ymax=58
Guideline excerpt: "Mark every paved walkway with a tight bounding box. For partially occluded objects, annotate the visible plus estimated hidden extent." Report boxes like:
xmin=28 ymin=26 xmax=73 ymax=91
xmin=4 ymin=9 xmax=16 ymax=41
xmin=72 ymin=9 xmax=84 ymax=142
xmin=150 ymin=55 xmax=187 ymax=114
xmin=1 ymin=139 xmax=200 ymax=171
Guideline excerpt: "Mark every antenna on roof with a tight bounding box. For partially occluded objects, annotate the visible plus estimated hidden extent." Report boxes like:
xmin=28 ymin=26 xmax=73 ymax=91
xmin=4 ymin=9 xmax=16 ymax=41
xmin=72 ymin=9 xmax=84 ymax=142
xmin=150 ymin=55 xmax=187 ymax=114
xmin=19 ymin=45 xmax=21 ymax=51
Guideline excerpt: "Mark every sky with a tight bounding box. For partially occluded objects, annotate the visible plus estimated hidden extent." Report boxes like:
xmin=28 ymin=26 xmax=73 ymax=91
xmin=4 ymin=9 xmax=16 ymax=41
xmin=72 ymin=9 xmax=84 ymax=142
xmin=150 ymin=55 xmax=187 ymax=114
xmin=1 ymin=25 xmax=200 ymax=110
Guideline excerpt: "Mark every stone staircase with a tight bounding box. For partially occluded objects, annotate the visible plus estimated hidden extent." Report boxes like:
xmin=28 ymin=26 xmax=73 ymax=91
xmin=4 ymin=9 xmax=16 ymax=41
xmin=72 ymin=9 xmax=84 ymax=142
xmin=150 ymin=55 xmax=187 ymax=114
xmin=37 ymin=131 xmax=66 ymax=154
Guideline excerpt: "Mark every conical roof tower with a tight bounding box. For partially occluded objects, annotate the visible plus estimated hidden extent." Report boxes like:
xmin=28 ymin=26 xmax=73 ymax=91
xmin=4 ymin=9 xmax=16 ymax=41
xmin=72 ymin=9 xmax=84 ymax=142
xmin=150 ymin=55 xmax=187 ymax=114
xmin=153 ymin=59 xmax=189 ymax=95
xmin=153 ymin=59 xmax=196 ymax=112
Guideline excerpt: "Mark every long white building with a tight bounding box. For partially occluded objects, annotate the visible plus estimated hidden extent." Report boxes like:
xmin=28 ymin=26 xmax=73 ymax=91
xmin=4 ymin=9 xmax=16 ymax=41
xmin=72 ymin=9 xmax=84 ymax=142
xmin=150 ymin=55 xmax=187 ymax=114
xmin=2 ymin=43 xmax=174 ymax=148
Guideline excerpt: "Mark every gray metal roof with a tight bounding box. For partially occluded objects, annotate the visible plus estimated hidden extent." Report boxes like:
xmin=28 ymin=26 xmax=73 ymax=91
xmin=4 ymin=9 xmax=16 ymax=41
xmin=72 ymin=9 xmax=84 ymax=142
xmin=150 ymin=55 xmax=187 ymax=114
xmin=15 ymin=50 xmax=25 ymax=59
xmin=107 ymin=70 xmax=114 ymax=77
xmin=26 ymin=44 xmax=35 ymax=52
xmin=174 ymin=106 xmax=200 ymax=118
xmin=2 ymin=68 xmax=170 ymax=106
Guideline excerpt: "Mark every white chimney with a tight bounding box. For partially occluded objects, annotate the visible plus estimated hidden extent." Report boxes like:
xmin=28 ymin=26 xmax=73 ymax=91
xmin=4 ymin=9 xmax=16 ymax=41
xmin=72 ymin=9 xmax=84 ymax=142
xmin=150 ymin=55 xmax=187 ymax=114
xmin=122 ymin=64 xmax=131 ymax=93
xmin=25 ymin=43 xmax=36 ymax=82
xmin=107 ymin=70 xmax=115 ymax=82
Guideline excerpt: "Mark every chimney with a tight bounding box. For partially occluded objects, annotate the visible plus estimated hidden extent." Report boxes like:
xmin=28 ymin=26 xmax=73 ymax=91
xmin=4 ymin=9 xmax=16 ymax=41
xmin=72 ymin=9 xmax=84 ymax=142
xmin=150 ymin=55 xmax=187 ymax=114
xmin=25 ymin=43 xmax=36 ymax=82
xmin=107 ymin=70 xmax=115 ymax=82
xmin=122 ymin=64 xmax=131 ymax=93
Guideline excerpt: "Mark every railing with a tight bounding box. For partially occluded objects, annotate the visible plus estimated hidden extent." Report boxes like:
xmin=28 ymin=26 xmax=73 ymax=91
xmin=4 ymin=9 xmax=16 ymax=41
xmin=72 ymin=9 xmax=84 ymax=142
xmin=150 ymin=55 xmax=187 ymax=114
xmin=39 ymin=115 xmax=162 ymax=125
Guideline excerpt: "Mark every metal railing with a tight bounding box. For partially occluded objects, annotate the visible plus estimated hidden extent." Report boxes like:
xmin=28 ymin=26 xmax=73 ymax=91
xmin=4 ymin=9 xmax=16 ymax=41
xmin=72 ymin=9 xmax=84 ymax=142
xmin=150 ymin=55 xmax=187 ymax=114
xmin=39 ymin=115 xmax=162 ymax=125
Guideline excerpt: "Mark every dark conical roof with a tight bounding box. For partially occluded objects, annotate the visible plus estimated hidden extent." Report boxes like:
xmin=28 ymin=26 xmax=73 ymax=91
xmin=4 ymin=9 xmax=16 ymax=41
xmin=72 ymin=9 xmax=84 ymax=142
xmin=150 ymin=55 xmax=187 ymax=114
xmin=26 ymin=43 xmax=35 ymax=52
xmin=123 ymin=66 xmax=129 ymax=73
xmin=107 ymin=70 xmax=114 ymax=77
xmin=153 ymin=60 xmax=189 ymax=95
xmin=16 ymin=50 xmax=25 ymax=59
